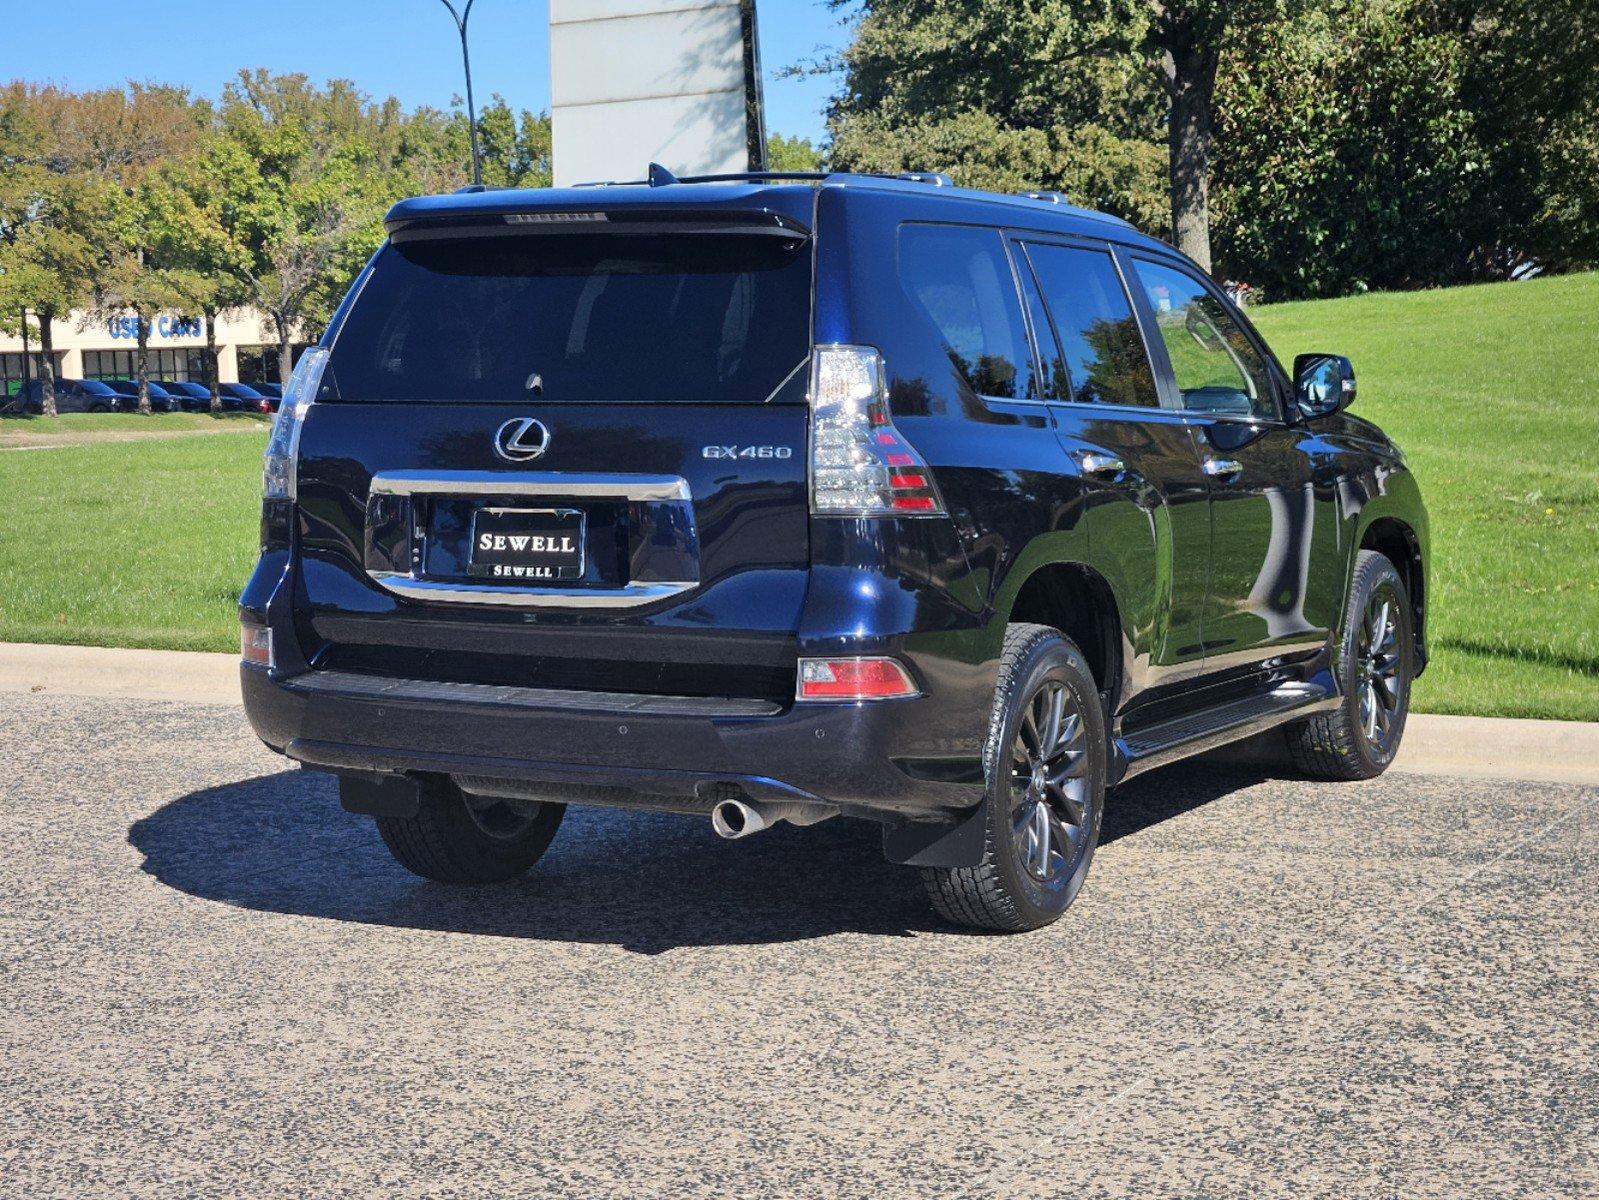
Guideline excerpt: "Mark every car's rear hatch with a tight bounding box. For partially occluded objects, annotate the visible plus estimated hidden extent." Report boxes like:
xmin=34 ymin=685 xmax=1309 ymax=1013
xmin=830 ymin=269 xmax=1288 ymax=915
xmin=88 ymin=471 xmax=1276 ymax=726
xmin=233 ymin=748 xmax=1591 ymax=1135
xmin=291 ymin=187 xmax=817 ymax=705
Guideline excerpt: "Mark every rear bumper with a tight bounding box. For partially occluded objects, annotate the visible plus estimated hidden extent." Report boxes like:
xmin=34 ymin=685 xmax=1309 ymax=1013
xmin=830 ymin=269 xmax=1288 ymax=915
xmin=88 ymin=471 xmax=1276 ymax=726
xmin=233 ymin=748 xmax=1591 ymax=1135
xmin=241 ymin=664 xmax=985 ymax=822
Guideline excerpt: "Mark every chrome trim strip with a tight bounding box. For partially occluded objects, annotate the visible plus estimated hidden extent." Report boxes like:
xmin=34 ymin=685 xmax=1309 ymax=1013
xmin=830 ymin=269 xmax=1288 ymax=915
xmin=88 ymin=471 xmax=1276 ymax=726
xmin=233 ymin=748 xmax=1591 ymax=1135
xmin=369 ymin=470 xmax=691 ymax=503
xmin=285 ymin=669 xmax=780 ymax=717
xmin=369 ymin=574 xmax=697 ymax=609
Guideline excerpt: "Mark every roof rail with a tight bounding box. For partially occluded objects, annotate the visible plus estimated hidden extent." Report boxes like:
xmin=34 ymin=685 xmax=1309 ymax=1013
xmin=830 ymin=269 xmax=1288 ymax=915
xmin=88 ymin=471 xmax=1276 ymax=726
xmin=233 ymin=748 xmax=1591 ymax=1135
xmin=577 ymin=163 xmax=960 ymax=190
xmin=1017 ymin=190 xmax=1137 ymax=229
xmin=670 ymin=169 xmax=833 ymax=185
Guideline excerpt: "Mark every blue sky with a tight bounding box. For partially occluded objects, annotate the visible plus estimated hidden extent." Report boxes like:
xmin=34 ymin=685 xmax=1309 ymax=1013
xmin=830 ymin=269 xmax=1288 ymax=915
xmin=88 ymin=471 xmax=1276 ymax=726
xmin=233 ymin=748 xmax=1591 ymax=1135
xmin=0 ymin=0 xmax=852 ymax=144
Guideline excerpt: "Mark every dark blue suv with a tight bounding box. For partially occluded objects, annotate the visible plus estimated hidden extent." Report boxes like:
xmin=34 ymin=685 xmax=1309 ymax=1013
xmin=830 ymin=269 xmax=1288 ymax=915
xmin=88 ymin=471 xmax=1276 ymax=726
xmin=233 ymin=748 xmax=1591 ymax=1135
xmin=240 ymin=169 xmax=1428 ymax=931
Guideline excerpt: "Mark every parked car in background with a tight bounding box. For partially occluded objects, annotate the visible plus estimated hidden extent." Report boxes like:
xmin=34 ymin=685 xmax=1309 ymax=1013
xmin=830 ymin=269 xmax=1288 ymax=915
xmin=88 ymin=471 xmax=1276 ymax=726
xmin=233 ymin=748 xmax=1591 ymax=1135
xmin=156 ymin=380 xmax=225 ymax=412
xmin=255 ymin=382 xmax=284 ymax=401
xmin=2 ymin=378 xmax=121 ymax=415
xmin=102 ymin=378 xmax=181 ymax=413
xmin=220 ymin=382 xmax=274 ymax=413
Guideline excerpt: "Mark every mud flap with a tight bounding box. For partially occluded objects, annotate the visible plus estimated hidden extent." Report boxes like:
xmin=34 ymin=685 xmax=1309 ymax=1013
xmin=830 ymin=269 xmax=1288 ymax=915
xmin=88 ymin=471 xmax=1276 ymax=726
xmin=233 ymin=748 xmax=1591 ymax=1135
xmin=336 ymin=771 xmax=421 ymax=819
xmin=881 ymin=804 xmax=987 ymax=867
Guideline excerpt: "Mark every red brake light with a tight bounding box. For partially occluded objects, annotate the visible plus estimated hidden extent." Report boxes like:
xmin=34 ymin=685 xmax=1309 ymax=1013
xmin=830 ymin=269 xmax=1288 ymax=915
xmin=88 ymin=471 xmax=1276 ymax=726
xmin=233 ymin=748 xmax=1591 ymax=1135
xmin=797 ymin=657 xmax=918 ymax=701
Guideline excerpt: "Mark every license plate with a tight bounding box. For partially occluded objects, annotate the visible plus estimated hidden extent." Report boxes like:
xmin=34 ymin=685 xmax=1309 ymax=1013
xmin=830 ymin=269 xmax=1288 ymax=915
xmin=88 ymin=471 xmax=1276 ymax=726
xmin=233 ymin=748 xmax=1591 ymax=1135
xmin=467 ymin=507 xmax=585 ymax=581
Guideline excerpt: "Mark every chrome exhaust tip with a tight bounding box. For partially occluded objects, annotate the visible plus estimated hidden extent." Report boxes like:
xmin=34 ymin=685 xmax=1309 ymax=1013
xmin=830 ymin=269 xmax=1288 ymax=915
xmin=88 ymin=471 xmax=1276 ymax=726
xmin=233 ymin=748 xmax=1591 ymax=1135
xmin=710 ymin=797 xmax=838 ymax=839
xmin=711 ymin=798 xmax=767 ymax=840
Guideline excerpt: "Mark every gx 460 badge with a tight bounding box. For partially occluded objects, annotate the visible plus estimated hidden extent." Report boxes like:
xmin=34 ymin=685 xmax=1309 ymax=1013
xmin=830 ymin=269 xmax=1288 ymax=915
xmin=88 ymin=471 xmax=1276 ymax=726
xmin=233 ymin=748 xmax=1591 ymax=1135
xmin=702 ymin=445 xmax=794 ymax=460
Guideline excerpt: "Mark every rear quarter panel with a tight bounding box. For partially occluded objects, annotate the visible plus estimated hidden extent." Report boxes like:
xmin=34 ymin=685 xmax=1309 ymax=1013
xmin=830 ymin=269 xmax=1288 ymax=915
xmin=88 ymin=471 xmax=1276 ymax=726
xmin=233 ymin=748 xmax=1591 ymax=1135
xmin=810 ymin=186 xmax=1093 ymax=715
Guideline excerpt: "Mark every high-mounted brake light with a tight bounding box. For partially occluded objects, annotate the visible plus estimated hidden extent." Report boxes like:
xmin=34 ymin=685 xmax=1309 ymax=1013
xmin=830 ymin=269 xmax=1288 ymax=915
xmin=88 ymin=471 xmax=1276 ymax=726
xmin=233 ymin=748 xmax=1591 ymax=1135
xmin=504 ymin=211 xmax=608 ymax=224
xmin=261 ymin=347 xmax=330 ymax=501
xmin=808 ymin=345 xmax=945 ymax=516
xmin=797 ymin=657 xmax=919 ymax=701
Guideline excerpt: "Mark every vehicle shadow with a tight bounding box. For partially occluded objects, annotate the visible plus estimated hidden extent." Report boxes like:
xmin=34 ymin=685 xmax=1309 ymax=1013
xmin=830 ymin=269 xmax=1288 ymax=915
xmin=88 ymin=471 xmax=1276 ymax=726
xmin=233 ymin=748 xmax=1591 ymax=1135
xmin=128 ymin=758 xmax=1275 ymax=952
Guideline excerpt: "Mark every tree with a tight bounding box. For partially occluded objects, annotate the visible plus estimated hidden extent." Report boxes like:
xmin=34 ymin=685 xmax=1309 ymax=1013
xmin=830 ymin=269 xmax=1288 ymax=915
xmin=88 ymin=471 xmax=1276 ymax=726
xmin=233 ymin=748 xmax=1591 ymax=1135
xmin=198 ymin=71 xmax=401 ymax=384
xmin=475 ymin=97 xmax=553 ymax=188
xmin=1210 ymin=0 xmax=1599 ymax=294
xmin=142 ymin=161 xmax=253 ymax=414
xmin=1145 ymin=1 xmax=1320 ymax=273
xmin=92 ymin=245 xmax=190 ymax=415
xmin=0 ymin=84 xmax=120 ymax=417
xmin=826 ymin=2 xmax=1169 ymax=236
xmin=34 ymin=83 xmax=203 ymax=413
xmin=393 ymin=95 xmax=551 ymax=194
xmin=0 ymin=218 xmax=99 ymax=418
xmin=1146 ymin=4 xmax=1224 ymax=270
xmin=824 ymin=1 xmax=1332 ymax=273
xmin=1442 ymin=0 xmax=1599 ymax=277
xmin=766 ymin=132 xmax=824 ymax=172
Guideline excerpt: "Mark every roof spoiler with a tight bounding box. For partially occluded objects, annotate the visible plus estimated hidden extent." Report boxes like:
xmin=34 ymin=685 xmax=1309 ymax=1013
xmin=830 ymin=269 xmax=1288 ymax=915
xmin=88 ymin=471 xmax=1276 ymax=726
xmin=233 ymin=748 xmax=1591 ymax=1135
xmin=386 ymin=205 xmax=811 ymax=241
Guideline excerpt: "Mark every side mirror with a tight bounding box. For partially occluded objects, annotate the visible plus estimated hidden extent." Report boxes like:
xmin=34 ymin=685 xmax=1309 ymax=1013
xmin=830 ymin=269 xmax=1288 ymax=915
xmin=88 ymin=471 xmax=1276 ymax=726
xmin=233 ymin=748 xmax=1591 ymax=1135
xmin=1293 ymin=353 xmax=1356 ymax=419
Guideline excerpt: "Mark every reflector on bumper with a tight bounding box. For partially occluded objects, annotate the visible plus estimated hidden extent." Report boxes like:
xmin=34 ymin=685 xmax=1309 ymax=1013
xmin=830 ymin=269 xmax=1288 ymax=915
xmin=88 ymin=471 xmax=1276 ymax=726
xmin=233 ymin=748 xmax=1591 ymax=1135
xmin=797 ymin=657 xmax=918 ymax=701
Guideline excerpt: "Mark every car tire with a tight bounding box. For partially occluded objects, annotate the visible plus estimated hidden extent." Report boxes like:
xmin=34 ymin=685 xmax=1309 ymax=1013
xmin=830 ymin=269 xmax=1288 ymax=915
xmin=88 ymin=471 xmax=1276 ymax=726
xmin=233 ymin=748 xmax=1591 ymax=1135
xmin=920 ymin=623 xmax=1107 ymax=932
xmin=376 ymin=777 xmax=565 ymax=884
xmin=1285 ymin=549 xmax=1414 ymax=780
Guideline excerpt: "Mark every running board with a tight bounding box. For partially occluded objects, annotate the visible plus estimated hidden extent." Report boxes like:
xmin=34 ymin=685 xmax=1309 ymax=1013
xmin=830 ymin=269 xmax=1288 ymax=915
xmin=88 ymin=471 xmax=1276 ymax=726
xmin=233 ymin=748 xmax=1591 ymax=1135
xmin=1113 ymin=681 xmax=1337 ymax=783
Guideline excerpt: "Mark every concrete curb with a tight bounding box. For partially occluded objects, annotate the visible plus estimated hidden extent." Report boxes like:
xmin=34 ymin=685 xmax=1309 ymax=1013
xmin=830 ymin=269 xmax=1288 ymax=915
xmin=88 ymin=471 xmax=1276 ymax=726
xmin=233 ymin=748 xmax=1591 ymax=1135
xmin=0 ymin=641 xmax=241 ymax=707
xmin=3 ymin=641 xmax=1596 ymax=786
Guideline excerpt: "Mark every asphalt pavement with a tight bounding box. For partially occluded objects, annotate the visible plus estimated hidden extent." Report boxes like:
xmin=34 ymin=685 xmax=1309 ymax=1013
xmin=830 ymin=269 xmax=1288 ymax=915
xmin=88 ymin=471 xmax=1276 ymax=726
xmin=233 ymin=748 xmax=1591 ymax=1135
xmin=2 ymin=691 xmax=1594 ymax=1199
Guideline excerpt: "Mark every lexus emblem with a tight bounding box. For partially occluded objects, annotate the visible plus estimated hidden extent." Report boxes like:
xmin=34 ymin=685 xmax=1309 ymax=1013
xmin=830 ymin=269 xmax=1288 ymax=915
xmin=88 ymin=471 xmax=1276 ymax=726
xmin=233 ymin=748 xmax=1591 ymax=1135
xmin=493 ymin=417 xmax=550 ymax=462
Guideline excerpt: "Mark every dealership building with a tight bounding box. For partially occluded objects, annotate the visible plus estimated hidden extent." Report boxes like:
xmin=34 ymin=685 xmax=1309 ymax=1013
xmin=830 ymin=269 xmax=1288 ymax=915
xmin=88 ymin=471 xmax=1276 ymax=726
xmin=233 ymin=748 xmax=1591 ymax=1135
xmin=0 ymin=308 xmax=308 ymax=396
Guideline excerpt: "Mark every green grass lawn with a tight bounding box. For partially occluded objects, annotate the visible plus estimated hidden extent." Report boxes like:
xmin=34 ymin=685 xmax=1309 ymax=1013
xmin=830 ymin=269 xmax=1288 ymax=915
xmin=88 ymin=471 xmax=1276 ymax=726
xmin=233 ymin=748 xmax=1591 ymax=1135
xmin=0 ymin=410 xmax=268 ymax=440
xmin=0 ymin=434 xmax=263 ymax=653
xmin=1251 ymin=272 xmax=1598 ymax=721
xmin=1 ymin=273 xmax=1594 ymax=719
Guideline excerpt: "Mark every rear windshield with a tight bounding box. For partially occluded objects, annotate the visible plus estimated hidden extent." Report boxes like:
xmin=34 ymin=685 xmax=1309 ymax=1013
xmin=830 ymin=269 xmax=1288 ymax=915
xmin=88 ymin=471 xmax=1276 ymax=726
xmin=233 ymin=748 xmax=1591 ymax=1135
xmin=325 ymin=231 xmax=813 ymax=404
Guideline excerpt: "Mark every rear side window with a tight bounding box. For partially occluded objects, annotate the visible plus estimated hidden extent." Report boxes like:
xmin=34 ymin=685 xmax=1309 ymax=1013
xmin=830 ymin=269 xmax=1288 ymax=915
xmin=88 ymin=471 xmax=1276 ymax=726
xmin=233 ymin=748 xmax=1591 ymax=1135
xmin=325 ymin=232 xmax=812 ymax=404
xmin=1023 ymin=243 xmax=1159 ymax=409
xmin=898 ymin=224 xmax=1036 ymax=400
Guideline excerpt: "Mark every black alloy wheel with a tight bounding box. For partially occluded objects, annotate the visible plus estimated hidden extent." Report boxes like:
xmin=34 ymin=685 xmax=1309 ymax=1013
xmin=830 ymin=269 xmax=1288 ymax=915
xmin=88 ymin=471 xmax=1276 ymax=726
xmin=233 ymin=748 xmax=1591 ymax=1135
xmin=921 ymin=623 xmax=1106 ymax=932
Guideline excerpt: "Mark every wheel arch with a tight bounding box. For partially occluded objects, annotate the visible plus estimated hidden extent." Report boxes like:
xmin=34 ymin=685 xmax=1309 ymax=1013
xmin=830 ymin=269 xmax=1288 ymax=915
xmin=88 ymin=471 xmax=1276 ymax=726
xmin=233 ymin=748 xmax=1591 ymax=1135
xmin=1357 ymin=516 xmax=1427 ymax=674
xmin=1001 ymin=560 xmax=1126 ymax=712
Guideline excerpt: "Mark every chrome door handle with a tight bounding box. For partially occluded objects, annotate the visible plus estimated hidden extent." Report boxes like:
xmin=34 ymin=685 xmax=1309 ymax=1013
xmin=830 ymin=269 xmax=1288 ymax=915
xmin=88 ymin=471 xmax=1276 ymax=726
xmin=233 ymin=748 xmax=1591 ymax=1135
xmin=1203 ymin=457 xmax=1244 ymax=480
xmin=1075 ymin=451 xmax=1126 ymax=479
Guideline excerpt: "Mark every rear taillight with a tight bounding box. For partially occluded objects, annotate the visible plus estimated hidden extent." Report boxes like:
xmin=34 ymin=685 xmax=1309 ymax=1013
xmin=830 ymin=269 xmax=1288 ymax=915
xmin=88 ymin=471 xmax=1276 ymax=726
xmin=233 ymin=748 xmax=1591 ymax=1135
xmin=261 ymin=348 xmax=329 ymax=501
xmin=241 ymin=624 xmax=274 ymax=668
xmin=808 ymin=345 xmax=945 ymax=516
xmin=797 ymin=657 xmax=919 ymax=701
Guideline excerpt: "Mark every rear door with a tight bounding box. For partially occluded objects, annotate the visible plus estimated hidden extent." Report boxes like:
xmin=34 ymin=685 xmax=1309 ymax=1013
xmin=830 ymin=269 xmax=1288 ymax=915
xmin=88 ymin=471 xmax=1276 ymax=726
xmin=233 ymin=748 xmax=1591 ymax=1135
xmin=1015 ymin=238 xmax=1214 ymax=693
xmin=291 ymin=208 xmax=816 ymax=705
xmin=1123 ymin=255 xmax=1343 ymax=674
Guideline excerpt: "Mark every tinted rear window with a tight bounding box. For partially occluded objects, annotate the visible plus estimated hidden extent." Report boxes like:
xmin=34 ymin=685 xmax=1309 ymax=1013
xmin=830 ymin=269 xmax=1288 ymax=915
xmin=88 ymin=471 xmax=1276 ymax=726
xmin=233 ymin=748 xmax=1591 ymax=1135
xmin=326 ymin=232 xmax=812 ymax=404
xmin=897 ymin=224 xmax=1037 ymax=400
xmin=1024 ymin=243 xmax=1159 ymax=409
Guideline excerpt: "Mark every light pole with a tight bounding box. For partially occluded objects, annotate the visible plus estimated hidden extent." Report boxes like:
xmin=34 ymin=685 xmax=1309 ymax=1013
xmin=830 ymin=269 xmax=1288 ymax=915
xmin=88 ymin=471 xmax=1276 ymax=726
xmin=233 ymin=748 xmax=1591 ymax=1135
xmin=437 ymin=0 xmax=483 ymax=186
